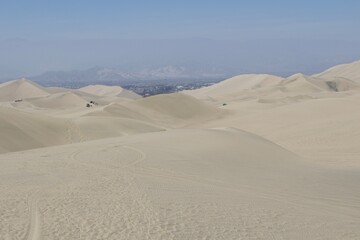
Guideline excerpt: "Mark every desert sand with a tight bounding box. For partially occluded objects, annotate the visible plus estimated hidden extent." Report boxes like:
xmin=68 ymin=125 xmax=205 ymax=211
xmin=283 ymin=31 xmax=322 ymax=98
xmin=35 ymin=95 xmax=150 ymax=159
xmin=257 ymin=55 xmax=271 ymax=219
xmin=1 ymin=60 xmax=360 ymax=239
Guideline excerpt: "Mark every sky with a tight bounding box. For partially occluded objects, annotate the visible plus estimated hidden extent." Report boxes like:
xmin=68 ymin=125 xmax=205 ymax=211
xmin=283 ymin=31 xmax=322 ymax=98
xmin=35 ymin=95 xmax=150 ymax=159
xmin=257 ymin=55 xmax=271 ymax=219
xmin=0 ymin=0 xmax=359 ymax=79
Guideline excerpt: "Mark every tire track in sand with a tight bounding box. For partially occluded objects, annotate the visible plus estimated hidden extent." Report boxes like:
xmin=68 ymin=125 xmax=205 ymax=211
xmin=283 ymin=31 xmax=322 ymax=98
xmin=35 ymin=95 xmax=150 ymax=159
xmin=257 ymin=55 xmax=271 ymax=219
xmin=26 ymin=191 xmax=41 ymax=240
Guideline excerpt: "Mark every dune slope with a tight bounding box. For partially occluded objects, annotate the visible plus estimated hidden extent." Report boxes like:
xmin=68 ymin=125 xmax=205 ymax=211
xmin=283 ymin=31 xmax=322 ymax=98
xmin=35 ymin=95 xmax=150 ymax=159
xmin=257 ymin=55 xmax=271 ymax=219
xmin=187 ymin=74 xmax=283 ymax=101
xmin=0 ymin=79 xmax=49 ymax=102
xmin=1 ymin=60 xmax=360 ymax=239
xmin=0 ymin=107 xmax=70 ymax=153
xmin=0 ymin=128 xmax=359 ymax=239
xmin=28 ymin=92 xmax=89 ymax=109
xmin=204 ymin=94 xmax=360 ymax=166
xmin=123 ymin=93 xmax=226 ymax=127
xmin=79 ymin=84 xmax=141 ymax=99
xmin=314 ymin=60 xmax=360 ymax=82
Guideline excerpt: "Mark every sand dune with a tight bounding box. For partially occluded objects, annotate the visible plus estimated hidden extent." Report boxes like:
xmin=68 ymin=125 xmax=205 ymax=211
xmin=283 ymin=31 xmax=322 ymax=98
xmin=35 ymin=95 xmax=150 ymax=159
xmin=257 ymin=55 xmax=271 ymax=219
xmin=1 ymin=61 xmax=360 ymax=239
xmin=0 ymin=106 xmax=70 ymax=153
xmin=0 ymin=106 xmax=165 ymax=153
xmin=123 ymin=93 xmax=226 ymax=127
xmin=1 ymin=128 xmax=359 ymax=239
xmin=187 ymin=74 xmax=283 ymax=101
xmin=28 ymin=92 xmax=89 ymax=109
xmin=79 ymin=84 xmax=141 ymax=99
xmin=74 ymin=116 xmax=164 ymax=140
xmin=86 ymin=103 xmax=154 ymax=122
xmin=280 ymin=73 xmax=332 ymax=93
xmin=315 ymin=60 xmax=360 ymax=82
xmin=187 ymin=73 xmax=359 ymax=106
xmin=282 ymin=73 xmax=358 ymax=93
xmin=87 ymin=93 xmax=226 ymax=128
xmin=204 ymin=95 xmax=360 ymax=166
xmin=0 ymin=78 xmax=49 ymax=102
xmin=45 ymin=86 xmax=72 ymax=94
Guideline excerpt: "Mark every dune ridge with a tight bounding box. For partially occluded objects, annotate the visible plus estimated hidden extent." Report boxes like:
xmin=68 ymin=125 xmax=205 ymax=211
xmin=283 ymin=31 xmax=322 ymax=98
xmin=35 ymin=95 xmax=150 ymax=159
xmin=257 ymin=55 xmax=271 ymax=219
xmin=79 ymin=84 xmax=141 ymax=99
xmin=0 ymin=78 xmax=49 ymax=102
xmin=314 ymin=60 xmax=360 ymax=82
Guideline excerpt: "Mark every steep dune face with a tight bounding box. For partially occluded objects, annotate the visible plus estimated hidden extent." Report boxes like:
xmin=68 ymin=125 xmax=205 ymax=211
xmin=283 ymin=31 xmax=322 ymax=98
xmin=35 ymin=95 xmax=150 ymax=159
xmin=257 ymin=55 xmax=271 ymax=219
xmin=86 ymin=103 xmax=153 ymax=122
xmin=322 ymin=77 xmax=359 ymax=91
xmin=86 ymin=93 xmax=225 ymax=127
xmin=187 ymin=74 xmax=283 ymax=101
xmin=187 ymin=72 xmax=359 ymax=106
xmin=0 ymin=79 xmax=49 ymax=102
xmin=0 ymin=105 xmax=165 ymax=153
xmin=282 ymin=73 xmax=358 ymax=93
xmin=123 ymin=93 xmax=226 ymax=127
xmin=28 ymin=92 xmax=89 ymax=109
xmin=314 ymin=60 xmax=360 ymax=82
xmin=206 ymin=95 xmax=360 ymax=165
xmin=279 ymin=74 xmax=328 ymax=93
xmin=79 ymin=84 xmax=141 ymax=99
xmin=0 ymin=107 xmax=70 ymax=153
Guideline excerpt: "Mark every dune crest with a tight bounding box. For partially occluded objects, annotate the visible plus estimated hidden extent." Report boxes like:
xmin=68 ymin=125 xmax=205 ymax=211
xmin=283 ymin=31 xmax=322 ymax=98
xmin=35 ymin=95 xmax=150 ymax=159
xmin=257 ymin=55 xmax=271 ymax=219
xmin=0 ymin=78 xmax=49 ymax=102
xmin=79 ymin=84 xmax=141 ymax=99
xmin=314 ymin=60 xmax=360 ymax=82
xmin=29 ymin=92 xmax=89 ymax=109
xmin=187 ymin=74 xmax=283 ymax=101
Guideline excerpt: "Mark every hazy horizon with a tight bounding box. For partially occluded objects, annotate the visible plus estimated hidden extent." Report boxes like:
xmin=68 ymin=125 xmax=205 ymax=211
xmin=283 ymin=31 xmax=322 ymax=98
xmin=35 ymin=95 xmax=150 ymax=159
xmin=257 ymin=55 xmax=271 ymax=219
xmin=1 ymin=0 xmax=360 ymax=80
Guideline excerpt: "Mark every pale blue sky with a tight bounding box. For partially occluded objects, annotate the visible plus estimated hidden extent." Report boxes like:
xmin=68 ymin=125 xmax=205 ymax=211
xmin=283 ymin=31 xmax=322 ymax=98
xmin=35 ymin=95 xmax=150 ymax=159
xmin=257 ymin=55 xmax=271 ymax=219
xmin=1 ymin=0 xmax=359 ymax=40
xmin=0 ymin=0 xmax=359 ymax=78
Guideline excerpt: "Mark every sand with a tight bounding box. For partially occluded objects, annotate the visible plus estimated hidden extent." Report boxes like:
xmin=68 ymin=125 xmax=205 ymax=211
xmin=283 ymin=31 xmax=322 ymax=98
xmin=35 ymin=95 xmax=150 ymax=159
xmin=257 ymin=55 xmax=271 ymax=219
xmin=314 ymin=60 xmax=360 ymax=82
xmin=187 ymin=74 xmax=284 ymax=102
xmin=79 ymin=84 xmax=141 ymax=100
xmin=1 ymin=61 xmax=360 ymax=239
xmin=1 ymin=129 xmax=360 ymax=239
xmin=0 ymin=79 xmax=49 ymax=102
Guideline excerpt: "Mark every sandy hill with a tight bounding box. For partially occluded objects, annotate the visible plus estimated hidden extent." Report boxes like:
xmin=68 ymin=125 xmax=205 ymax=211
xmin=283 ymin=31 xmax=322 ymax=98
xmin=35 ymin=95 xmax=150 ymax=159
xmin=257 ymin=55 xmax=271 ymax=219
xmin=205 ymin=94 xmax=360 ymax=165
xmin=86 ymin=93 xmax=225 ymax=128
xmin=43 ymin=85 xmax=139 ymax=105
xmin=123 ymin=93 xmax=226 ymax=127
xmin=74 ymin=116 xmax=164 ymax=140
xmin=279 ymin=73 xmax=357 ymax=93
xmin=187 ymin=72 xmax=358 ymax=105
xmin=0 ymin=104 xmax=165 ymax=153
xmin=314 ymin=60 xmax=360 ymax=82
xmin=279 ymin=73 xmax=327 ymax=93
xmin=1 ymin=60 xmax=360 ymax=239
xmin=0 ymin=78 xmax=49 ymax=102
xmin=79 ymin=84 xmax=141 ymax=99
xmin=0 ymin=106 xmax=70 ymax=153
xmin=45 ymin=86 xmax=73 ymax=94
xmin=1 ymin=128 xmax=359 ymax=239
xmin=187 ymin=74 xmax=283 ymax=101
xmin=86 ymin=103 xmax=153 ymax=122
xmin=28 ymin=92 xmax=89 ymax=109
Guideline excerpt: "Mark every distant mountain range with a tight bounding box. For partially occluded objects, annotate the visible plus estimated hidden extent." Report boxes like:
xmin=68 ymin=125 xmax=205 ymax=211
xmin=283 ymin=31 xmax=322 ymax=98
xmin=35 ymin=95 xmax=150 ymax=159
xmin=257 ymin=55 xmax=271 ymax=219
xmin=30 ymin=66 xmax=230 ymax=88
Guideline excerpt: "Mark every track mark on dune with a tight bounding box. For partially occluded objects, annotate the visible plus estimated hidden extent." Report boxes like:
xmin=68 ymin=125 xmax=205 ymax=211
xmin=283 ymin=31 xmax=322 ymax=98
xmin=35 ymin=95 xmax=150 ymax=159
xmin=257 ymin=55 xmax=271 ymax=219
xmin=66 ymin=120 xmax=86 ymax=143
xmin=27 ymin=192 xmax=41 ymax=240
xmin=121 ymin=145 xmax=147 ymax=167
